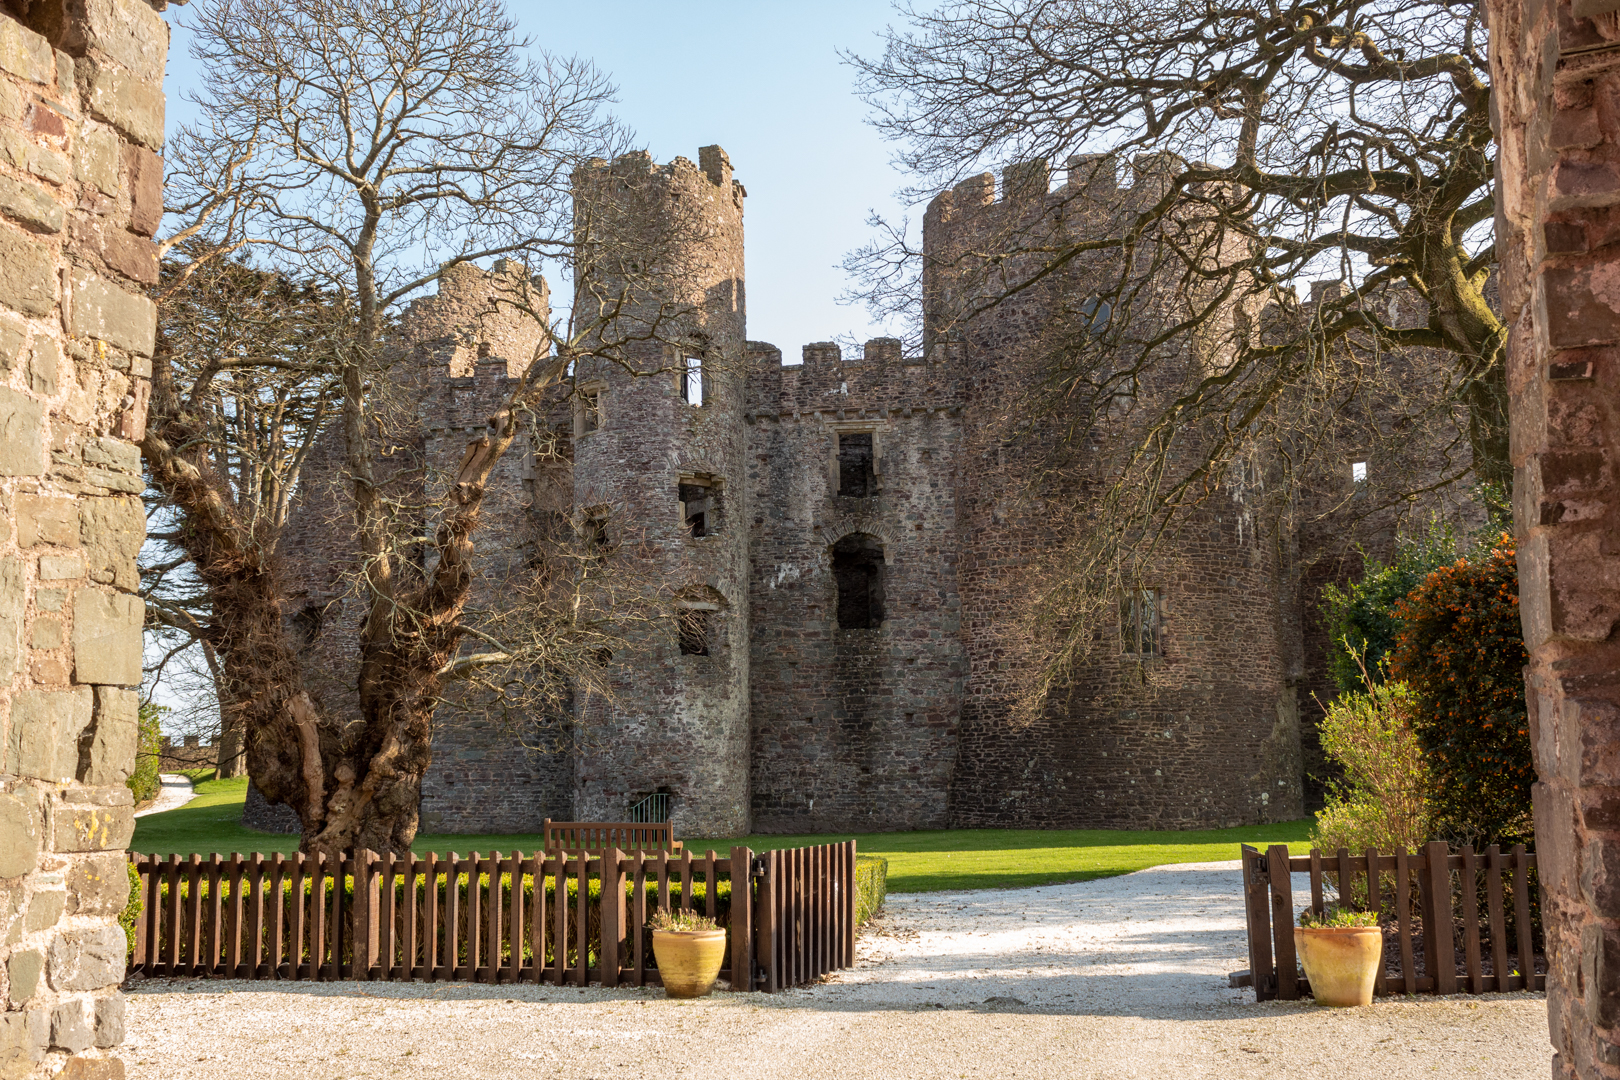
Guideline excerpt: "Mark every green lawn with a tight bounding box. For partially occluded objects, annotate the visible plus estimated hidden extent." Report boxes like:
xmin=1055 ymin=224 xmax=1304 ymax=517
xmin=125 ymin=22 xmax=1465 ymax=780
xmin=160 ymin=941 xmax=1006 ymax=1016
xmin=131 ymin=775 xmax=1312 ymax=893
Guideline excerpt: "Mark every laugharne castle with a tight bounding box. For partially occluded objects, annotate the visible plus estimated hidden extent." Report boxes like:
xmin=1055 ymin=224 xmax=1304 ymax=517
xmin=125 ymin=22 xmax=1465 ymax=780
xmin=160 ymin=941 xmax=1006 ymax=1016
xmin=269 ymin=144 xmax=1464 ymax=839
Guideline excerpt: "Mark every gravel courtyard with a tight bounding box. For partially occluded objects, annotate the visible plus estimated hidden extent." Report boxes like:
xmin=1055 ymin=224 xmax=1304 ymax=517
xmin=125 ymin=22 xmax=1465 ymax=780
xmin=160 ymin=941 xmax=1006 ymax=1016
xmin=124 ymin=861 xmax=1550 ymax=1079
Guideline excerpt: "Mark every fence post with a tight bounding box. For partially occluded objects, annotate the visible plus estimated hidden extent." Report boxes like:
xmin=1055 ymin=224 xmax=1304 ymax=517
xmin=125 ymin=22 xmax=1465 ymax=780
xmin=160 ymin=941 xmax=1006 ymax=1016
xmin=1266 ymin=845 xmax=1298 ymax=1000
xmin=756 ymin=849 xmax=777 ymax=992
xmin=1239 ymin=845 xmax=1275 ymax=1001
xmin=1423 ymin=840 xmax=1457 ymax=995
xmin=729 ymin=846 xmax=752 ymax=991
xmin=600 ymin=849 xmax=621 ymax=988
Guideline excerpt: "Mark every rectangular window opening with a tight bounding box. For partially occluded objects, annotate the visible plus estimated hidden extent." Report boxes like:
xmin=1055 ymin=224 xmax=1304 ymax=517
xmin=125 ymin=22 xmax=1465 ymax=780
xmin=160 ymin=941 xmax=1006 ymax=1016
xmin=583 ymin=512 xmax=610 ymax=563
xmin=1121 ymin=588 xmax=1162 ymax=657
xmin=681 ymin=355 xmax=704 ymax=407
xmin=1352 ymin=460 xmax=1368 ymax=483
xmin=580 ymin=389 xmax=602 ymax=434
xmin=677 ymin=608 xmax=712 ymax=656
xmin=678 ymin=481 xmax=713 ymax=538
xmin=838 ymin=432 xmax=875 ymax=497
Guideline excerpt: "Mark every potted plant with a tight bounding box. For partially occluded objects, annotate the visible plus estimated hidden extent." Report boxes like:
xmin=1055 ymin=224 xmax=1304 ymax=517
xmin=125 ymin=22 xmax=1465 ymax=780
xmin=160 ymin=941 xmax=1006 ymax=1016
xmin=1295 ymin=906 xmax=1384 ymax=1007
xmin=649 ymin=909 xmax=728 ymax=998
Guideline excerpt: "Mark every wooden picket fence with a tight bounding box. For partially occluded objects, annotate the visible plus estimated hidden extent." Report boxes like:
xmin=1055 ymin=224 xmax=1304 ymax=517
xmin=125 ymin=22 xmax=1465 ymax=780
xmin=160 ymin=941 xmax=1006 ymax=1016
xmin=128 ymin=841 xmax=857 ymax=992
xmin=1240 ymin=841 xmax=1545 ymax=1001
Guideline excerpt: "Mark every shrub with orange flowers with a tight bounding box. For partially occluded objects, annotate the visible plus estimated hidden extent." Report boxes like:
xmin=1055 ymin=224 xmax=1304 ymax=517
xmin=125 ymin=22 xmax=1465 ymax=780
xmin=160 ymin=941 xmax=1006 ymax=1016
xmin=1389 ymin=536 xmax=1532 ymax=845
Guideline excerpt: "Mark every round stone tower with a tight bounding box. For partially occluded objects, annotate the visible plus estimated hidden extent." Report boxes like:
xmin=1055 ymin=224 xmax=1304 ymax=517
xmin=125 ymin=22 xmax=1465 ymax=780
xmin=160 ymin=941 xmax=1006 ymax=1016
xmin=568 ymin=146 xmax=751 ymax=835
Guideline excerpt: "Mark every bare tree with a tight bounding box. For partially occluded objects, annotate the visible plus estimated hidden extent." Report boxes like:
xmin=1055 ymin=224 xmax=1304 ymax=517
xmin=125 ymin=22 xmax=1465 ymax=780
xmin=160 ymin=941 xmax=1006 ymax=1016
xmin=145 ymin=0 xmax=714 ymax=855
xmin=847 ymin=0 xmax=1495 ymax=705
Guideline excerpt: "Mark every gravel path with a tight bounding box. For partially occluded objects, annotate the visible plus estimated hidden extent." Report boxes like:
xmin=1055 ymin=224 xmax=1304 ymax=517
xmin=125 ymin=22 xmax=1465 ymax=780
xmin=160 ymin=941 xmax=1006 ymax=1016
xmin=133 ymin=774 xmax=197 ymax=818
xmin=124 ymin=860 xmax=1551 ymax=1079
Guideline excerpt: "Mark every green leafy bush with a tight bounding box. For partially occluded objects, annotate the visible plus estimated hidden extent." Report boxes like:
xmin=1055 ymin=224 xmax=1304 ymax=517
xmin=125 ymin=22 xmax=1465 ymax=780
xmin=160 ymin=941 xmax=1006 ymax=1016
xmin=127 ymin=702 xmax=165 ymax=806
xmin=856 ymin=854 xmax=887 ymax=925
xmin=119 ymin=861 xmax=142 ymax=953
xmin=1319 ymin=530 xmax=1458 ymax=693
xmin=1390 ymin=537 xmax=1532 ymax=846
xmin=1310 ymin=676 xmax=1432 ymax=856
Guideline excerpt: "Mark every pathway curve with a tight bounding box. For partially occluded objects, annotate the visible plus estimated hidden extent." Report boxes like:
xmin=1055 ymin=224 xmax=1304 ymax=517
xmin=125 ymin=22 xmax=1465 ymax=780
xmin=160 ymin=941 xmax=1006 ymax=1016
xmin=134 ymin=774 xmax=197 ymax=818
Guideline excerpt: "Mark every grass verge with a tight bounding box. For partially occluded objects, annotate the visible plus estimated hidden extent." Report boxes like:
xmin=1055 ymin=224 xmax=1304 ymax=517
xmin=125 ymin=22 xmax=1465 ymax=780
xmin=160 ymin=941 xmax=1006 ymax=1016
xmin=132 ymin=776 xmax=1311 ymax=893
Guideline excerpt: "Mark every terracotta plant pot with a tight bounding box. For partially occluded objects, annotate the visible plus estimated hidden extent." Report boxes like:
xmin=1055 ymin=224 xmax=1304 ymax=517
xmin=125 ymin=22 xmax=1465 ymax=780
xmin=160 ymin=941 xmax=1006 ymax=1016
xmin=1295 ymin=925 xmax=1384 ymax=1007
xmin=651 ymin=929 xmax=728 ymax=998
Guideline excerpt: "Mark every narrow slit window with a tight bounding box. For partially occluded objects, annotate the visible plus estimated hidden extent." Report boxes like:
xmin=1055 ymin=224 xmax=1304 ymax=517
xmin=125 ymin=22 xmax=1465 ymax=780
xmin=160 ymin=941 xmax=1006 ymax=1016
xmin=677 ymin=607 xmax=712 ymax=656
xmin=838 ymin=432 xmax=875 ymax=497
xmin=681 ymin=355 xmax=704 ymax=407
xmin=1352 ymin=460 xmax=1368 ymax=483
xmin=1121 ymin=588 xmax=1162 ymax=656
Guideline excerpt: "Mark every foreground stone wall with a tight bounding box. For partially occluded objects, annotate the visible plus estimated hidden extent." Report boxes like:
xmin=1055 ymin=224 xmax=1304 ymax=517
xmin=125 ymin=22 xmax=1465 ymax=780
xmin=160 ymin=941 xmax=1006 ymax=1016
xmin=1493 ymin=0 xmax=1620 ymax=1075
xmin=0 ymin=1 xmax=168 ymax=1076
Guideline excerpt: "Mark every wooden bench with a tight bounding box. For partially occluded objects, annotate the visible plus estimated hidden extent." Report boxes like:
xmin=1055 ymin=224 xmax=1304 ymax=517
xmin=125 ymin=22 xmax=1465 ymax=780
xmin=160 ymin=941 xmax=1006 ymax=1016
xmin=542 ymin=818 xmax=683 ymax=856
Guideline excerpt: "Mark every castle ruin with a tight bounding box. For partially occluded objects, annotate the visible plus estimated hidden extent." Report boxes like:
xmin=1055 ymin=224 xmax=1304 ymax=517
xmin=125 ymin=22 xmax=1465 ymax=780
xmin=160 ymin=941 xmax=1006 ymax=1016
xmin=275 ymin=144 xmax=1356 ymax=839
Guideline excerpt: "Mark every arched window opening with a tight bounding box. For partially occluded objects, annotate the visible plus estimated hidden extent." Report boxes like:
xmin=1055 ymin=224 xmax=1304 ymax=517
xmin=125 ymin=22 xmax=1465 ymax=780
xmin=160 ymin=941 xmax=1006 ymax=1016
xmin=833 ymin=534 xmax=885 ymax=629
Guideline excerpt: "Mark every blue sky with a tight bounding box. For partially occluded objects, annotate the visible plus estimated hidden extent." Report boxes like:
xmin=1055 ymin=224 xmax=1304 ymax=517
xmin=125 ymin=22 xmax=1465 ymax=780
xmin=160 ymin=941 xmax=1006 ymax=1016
xmin=162 ymin=0 xmax=917 ymax=360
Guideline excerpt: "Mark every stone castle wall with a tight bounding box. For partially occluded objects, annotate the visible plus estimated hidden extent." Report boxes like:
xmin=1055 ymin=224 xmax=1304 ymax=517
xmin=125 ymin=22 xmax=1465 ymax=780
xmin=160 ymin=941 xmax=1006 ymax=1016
xmin=1493 ymin=0 xmax=1620 ymax=1075
xmin=925 ymin=159 xmax=1305 ymax=828
xmin=0 ymin=1 xmax=169 ymax=1076
xmin=745 ymin=340 xmax=965 ymax=833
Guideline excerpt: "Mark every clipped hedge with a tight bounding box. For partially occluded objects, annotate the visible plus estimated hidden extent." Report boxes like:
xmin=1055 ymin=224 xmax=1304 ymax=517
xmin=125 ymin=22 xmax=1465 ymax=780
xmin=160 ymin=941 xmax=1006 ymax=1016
xmin=855 ymin=854 xmax=887 ymax=926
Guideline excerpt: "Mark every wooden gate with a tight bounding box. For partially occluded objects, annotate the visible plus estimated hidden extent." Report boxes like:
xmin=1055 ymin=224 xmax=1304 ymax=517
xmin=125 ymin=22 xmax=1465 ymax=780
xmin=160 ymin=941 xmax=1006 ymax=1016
xmin=1240 ymin=841 xmax=1543 ymax=1000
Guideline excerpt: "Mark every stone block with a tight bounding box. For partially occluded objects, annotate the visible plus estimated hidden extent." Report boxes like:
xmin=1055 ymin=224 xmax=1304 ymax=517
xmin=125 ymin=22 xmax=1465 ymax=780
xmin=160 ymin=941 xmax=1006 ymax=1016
xmin=0 ymin=1009 xmax=46 ymax=1075
xmin=83 ymin=685 xmax=137 ymax=785
xmin=101 ymin=229 xmax=157 ymax=284
xmin=28 ymin=145 xmax=69 ymax=186
xmin=57 ymin=1054 xmax=124 ymax=1080
xmin=1581 ymin=923 xmax=1620 ymax=1028
xmin=50 ymin=1000 xmax=91 ymax=1053
xmin=65 ymin=852 xmax=130 ymax=915
xmin=0 ymin=792 xmax=41 ymax=878
xmin=6 ymin=948 xmax=42 ymax=1002
xmin=29 ymin=336 xmax=59 ymax=394
xmin=39 ymin=552 xmax=84 ymax=579
xmin=0 ymin=80 xmax=22 ymax=121
xmin=91 ymin=995 xmax=122 ymax=1048
xmin=0 ymin=386 xmax=46 ymax=475
xmin=17 ymin=493 xmax=77 ymax=546
xmin=125 ymin=144 xmax=160 ymax=237
xmin=46 ymin=925 xmax=126 ymax=991
xmin=72 ymin=589 xmax=142 ymax=685
xmin=51 ymin=800 xmax=133 ymax=853
xmin=77 ymin=0 xmax=169 ymax=83
xmin=85 ymin=60 xmax=163 ymax=151
xmin=0 ymin=315 xmax=23 ymax=370
xmin=70 ymin=270 xmax=155 ymax=357
xmin=6 ymin=687 xmax=92 ymax=782
xmin=81 ymin=495 xmax=144 ymax=591
xmin=0 ymin=174 xmax=66 ymax=233
xmin=0 ymin=18 xmax=53 ymax=85
xmin=74 ymin=124 xmax=120 ymax=198
xmin=0 ymin=557 xmax=18 ymax=683
xmin=23 ymin=889 xmax=63 ymax=932
xmin=0 ymin=229 xmax=57 ymax=315
xmin=82 ymin=435 xmax=139 ymax=475
xmin=31 ymin=615 xmax=62 ymax=648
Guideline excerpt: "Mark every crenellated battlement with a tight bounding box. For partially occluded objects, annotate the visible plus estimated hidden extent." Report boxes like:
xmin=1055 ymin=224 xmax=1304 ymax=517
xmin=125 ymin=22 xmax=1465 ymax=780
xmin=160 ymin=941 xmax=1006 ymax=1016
xmin=574 ymin=144 xmax=746 ymax=207
xmin=745 ymin=337 xmax=963 ymax=419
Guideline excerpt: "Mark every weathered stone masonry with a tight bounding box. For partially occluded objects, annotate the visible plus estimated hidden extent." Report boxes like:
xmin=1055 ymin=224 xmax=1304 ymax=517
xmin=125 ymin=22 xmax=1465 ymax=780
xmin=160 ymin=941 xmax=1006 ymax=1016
xmin=298 ymin=146 xmax=1317 ymax=838
xmin=0 ymin=1 xmax=167 ymax=1077
xmin=1493 ymin=0 xmax=1620 ymax=1075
